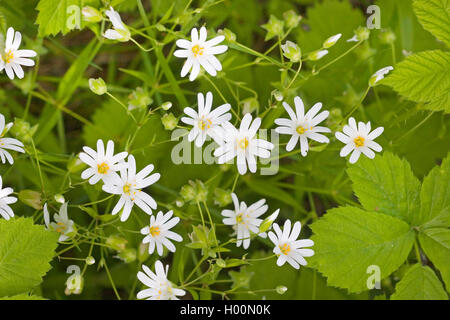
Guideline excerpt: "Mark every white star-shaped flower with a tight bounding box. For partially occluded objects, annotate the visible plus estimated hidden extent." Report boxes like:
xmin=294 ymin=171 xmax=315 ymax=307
xmin=0 ymin=114 xmax=25 ymax=164
xmin=214 ymin=113 xmax=274 ymax=175
xmin=181 ymin=91 xmax=231 ymax=147
xmin=174 ymin=26 xmax=228 ymax=81
xmin=268 ymin=219 xmax=314 ymax=269
xmin=275 ymin=96 xmax=330 ymax=156
xmin=335 ymin=117 xmax=384 ymax=164
xmin=221 ymin=193 xmax=268 ymax=249
xmin=79 ymin=139 xmax=128 ymax=185
xmin=137 ymin=261 xmax=186 ymax=300
xmin=43 ymin=202 xmax=75 ymax=242
xmin=0 ymin=27 xmax=37 ymax=80
xmin=103 ymin=6 xmax=131 ymax=42
xmin=140 ymin=210 xmax=183 ymax=256
xmin=0 ymin=175 xmax=17 ymax=220
xmin=102 ymin=155 xmax=160 ymax=221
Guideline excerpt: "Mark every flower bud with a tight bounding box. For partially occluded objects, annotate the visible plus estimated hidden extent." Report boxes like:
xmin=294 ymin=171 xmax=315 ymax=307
xmin=68 ymin=156 xmax=86 ymax=173
xmin=283 ymin=10 xmax=301 ymax=29
xmin=214 ymin=188 xmax=232 ymax=207
xmin=216 ymin=258 xmax=226 ymax=268
xmin=180 ymin=184 xmax=196 ymax=202
xmin=323 ymin=33 xmax=342 ymax=48
xmin=379 ymin=30 xmax=396 ymax=45
xmin=218 ymin=28 xmax=236 ymax=42
xmin=307 ymin=50 xmax=329 ymax=61
xmin=82 ymin=6 xmax=102 ymax=23
xmin=240 ymin=97 xmax=259 ymax=115
xmin=276 ymin=285 xmax=288 ymax=295
xmin=54 ymin=194 xmax=65 ymax=204
xmin=128 ymin=87 xmax=152 ymax=111
xmin=106 ymin=234 xmax=128 ymax=252
xmin=85 ymin=256 xmax=95 ymax=265
xmin=348 ymin=26 xmax=370 ymax=42
xmin=161 ymin=113 xmax=178 ymax=130
xmin=138 ymin=242 xmax=149 ymax=262
xmin=161 ymin=101 xmax=173 ymax=111
xmin=272 ymin=90 xmax=284 ymax=102
xmin=259 ymin=209 xmax=279 ymax=233
xmin=18 ymin=190 xmax=43 ymax=210
xmin=281 ymin=41 xmax=301 ymax=62
xmin=89 ymin=78 xmax=107 ymax=95
xmin=261 ymin=15 xmax=284 ymax=41
xmin=369 ymin=66 xmax=394 ymax=87
xmin=115 ymin=248 xmax=137 ymax=263
xmin=10 ymin=118 xmax=37 ymax=143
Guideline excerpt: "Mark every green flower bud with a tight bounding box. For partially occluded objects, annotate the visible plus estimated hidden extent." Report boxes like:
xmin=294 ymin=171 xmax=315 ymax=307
xmin=161 ymin=113 xmax=178 ymax=130
xmin=283 ymin=10 xmax=301 ymax=29
xmin=180 ymin=184 xmax=196 ymax=202
xmin=138 ymin=242 xmax=149 ymax=262
xmin=18 ymin=190 xmax=43 ymax=210
xmin=369 ymin=66 xmax=393 ymax=87
xmin=259 ymin=209 xmax=279 ymax=233
xmin=216 ymin=258 xmax=226 ymax=268
xmin=349 ymin=26 xmax=370 ymax=42
xmin=281 ymin=41 xmax=301 ymax=62
xmin=68 ymin=156 xmax=86 ymax=173
xmin=276 ymin=285 xmax=288 ymax=294
xmin=115 ymin=248 xmax=137 ymax=263
xmin=161 ymin=101 xmax=173 ymax=111
xmin=82 ymin=6 xmax=102 ymax=23
xmin=89 ymin=78 xmax=107 ymax=95
xmin=175 ymin=198 xmax=184 ymax=207
xmin=54 ymin=194 xmax=65 ymax=204
xmin=307 ymin=49 xmax=329 ymax=61
xmin=10 ymin=118 xmax=37 ymax=143
xmin=323 ymin=33 xmax=342 ymax=48
xmin=272 ymin=90 xmax=284 ymax=102
xmin=85 ymin=256 xmax=95 ymax=265
xmin=261 ymin=15 xmax=284 ymax=41
xmin=240 ymin=97 xmax=259 ymax=115
xmin=128 ymin=87 xmax=152 ymax=111
xmin=214 ymin=188 xmax=232 ymax=207
xmin=218 ymin=28 xmax=236 ymax=42
xmin=106 ymin=234 xmax=128 ymax=252
xmin=379 ymin=30 xmax=396 ymax=45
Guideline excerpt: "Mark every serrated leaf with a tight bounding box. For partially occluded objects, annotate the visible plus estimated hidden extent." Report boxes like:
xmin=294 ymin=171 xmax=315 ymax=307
xmin=413 ymin=0 xmax=450 ymax=48
xmin=0 ymin=217 xmax=59 ymax=297
xmin=36 ymin=0 xmax=83 ymax=37
xmin=384 ymin=50 xmax=450 ymax=113
xmin=310 ymin=207 xmax=415 ymax=293
xmin=347 ymin=152 xmax=421 ymax=224
xmin=417 ymin=153 xmax=450 ymax=227
xmin=419 ymin=228 xmax=450 ymax=293
xmin=391 ymin=264 xmax=448 ymax=300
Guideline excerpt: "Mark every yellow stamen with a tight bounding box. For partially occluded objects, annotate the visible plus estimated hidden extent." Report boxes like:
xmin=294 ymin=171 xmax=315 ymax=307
xmin=236 ymin=213 xmax=243 ymax=223
xmin=150 ymin=226 xmax=160 ymax=237
xmin=280 ymin=243 xmax=291 ymax=255
xmin=198 ymin=118 xmax=212 ymax=131
xmin=4 ymin=50 xmax=14 ymax=64
xmin=97 ymin=162 xmax=109 ymax=174
xmin=123 ymin=183 xmax=131 ymax=195
xmin=354 ymin=136 xmax=365 ymax=147
xmin=55 ymin=222 xmax=66 ymax=233
xmin=191 ymin=44 xmax=204 ymax=57
xmin=238 ymin=137 xmax=249 ymax=150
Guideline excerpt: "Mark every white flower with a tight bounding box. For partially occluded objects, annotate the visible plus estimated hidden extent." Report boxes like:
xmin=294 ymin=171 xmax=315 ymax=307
xmin=0 ymin=176 xmax=17 ymax=220
xmin=181 ymin=92 xmax=231 ymax=147
xmin=369 ymin=66 xmax=393 ymax=86
xmin=102 ymin=155 xmax=160 ymax=221
xmin=0 ymin=114 xmax=25 ymax=164
xmin=103 ymin=7 xmax=131 ymax=42
xmin=335 ymin=117 xmax=384 ymax=164
xmin=79 ymin=139 xmax=128 ymax=185
xmin=268 ymin=219 xmax=314 ymax=269
xmin=43 ymin=202 xmax=75 ymax=242
xmin=137 ymin=261 xmax=186 ymax=300
xmin=0 ymin=27 xmax=37 ymax=80
xmin=308 ymin=49 xmax=328 ymax=61
xmin=174 ymin=26 xmax=228 ymax=81
xmin=275 ymin=96 xmax=331 ymax=156
xmin=214 ymin=113 xmax=274 ymax=175
xmin=140 ymin=210 xmax=183 ymax=256
xmin=221 ymin=193 xmax=268 ymax=249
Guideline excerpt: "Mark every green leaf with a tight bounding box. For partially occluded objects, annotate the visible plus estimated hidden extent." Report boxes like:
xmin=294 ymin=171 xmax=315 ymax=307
xmin=391 ymin=264 xmax=448 ymax=300
xmin=36 ymin=0 xmax=83 ymax=37
xmin=384 ymin=50 xmax=450 ymax=113
xmin=419 ymin=228 xmax=450 ymax=292
xmin=347 ymin=152 xmax=421 ymax=224
xmin=0 ymin=293 xmax=46 ymax=300
xmin=310 ymin=207 xmax=415 ymax=293
xmin=413 ymin=0 xmax=450 ymax=48
xmin=416 ymin=153 xmax=450 ymax=227
xmin=0 ymin=217 xmax=58 ymax=297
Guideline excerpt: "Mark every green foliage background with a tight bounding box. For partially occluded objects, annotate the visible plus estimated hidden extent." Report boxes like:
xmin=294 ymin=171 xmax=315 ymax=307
xmin=0 ymin=0 xmax=448 ymax=300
